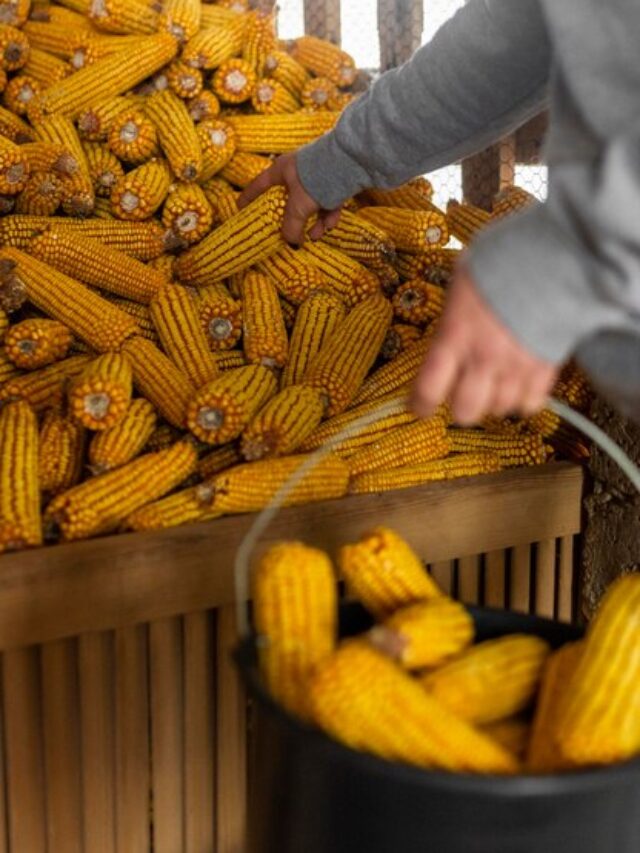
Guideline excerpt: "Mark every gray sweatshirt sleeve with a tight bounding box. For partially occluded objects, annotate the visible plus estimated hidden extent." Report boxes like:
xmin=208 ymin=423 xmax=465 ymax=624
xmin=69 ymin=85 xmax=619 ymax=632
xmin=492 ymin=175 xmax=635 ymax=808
xmin=297 ymin=0 xmax=551 ymax=209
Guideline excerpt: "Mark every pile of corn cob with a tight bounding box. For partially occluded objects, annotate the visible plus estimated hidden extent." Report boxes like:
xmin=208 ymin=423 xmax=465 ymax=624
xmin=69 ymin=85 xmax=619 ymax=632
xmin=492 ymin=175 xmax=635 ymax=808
xmin=0 ymin=0 xmax=590 ymax=553
xmin=254 ymin=528 xmax=640 ymax=775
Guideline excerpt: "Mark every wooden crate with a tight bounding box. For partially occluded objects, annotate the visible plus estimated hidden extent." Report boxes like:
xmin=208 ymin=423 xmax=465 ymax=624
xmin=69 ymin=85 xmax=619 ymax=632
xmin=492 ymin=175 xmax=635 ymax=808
xmin=0 ymin=463 xmax=582 ymax=852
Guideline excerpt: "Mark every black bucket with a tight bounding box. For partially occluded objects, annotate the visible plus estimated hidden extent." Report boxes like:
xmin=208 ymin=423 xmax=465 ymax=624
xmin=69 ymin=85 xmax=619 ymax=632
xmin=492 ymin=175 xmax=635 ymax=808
xmin=237 ymin=604 xmax=640 ymax=853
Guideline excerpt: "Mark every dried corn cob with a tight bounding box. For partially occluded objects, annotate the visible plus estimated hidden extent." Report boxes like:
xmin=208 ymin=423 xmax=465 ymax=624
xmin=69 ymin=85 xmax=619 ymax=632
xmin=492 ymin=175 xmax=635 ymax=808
xmin=91 ymin=195 xmax=116 ymax=219
xmin=82 ymin=142 xmax=124 ymax=197
xmin=241 ymin=271 xmax=288 ymax=368
xmin=309 ymin=641 xmax=517 ymax=773
xmin=144 ymin=423 xmax=181 ymax=453
xmin=448 ymin=429 xmax=550 ymax=467
xmin=0 ymin=400 xmax=41 ymax=552
xmin=219 ymin=150 xmax=271 ymax=188
xmin=212 ymin=57 xmax=256 ymax=105
xmin=278 ymin=297 xmax=295 ymax=329
xmin=33 ymin=114 xmax=94 ymax=216
xmin=257 ymin=245 xmax=327 ymax=306
xmin=15 ymin=170 xmax=63 ymax=215
xmin=38 ymin=410 xmax=85 ymax=494
xmin=3 ymin=74 xmax=40 ymax=116
xmin=556 ymin=574 xmax=640 ymax=765
xmin=352 ymin=333 xmax=433 ymax=405
xmin=182 ymin=14 xmax=245 ymax=69
xmin=491 ymin=186 xmax=536 ymax=221
xmin=0 ymin=306 xmax=7 ymax=340
xmin=111 ymin=158 xmax=172 ymax=220
xmin=77 ymin=95 xmax=139 ymax=141
xmin=207 ymin=452 xmax=349 ymax=513
xmin=150 ymin=284 xmax=219 ymax=388
xmin=69 ymin=352 xmax=133 ymax=430
xmin=159 ymin=0 xmax=200 ymax=42
xmin=348 ymin=417 xmax=450 ymax=476
xmin=108 ymin=109 xmax=158 ymax=164
xmin=146 ymin=253 xmax=175 ymax=279
xmin=186 ymin=363 xmax=277 ymax=444
xmin=69 ymin=34 xmax=150 ymax=71
xmin=350 ymin=452 xmax=503 ymax=495
xmin=0 ymin=24 xmax=29 ymax=71
xmin=197 ymin=118 xmax=237 ymax=180
xmin=297 ymin=242 xmax=380 ymax=307
xmin=241 ymin=384 xmax=324 ymax=460
xmin=381 ymin=323 xmax=422 ymax=360
xmin=0 ymin=257 xmax=26 ymax=312
xmin=0 ymin=103 xmax=32 ymax=142
xmin=174 ymin=186 xmax=286 ymax=285
xmin=226 ymin=111 xmax=337 ymax=153
xmin=262 ymin=50 xmax=309 ymax=96
xmin=394 ymin=247 xmax=460 ymax=284
xmin=0 ymin=0 xmax=30 ymax=26
xmin=0 ymin=349 xmax=20 ymax=383
xmin=125 ymin=484 xmax=220 ymax=531
xmin=46 ymin=438 xmax=197 ymax=540
xmin=0 ymin=354 xmax=90 ymax=411
xmin=280 ymin=291 xmax=345 ymax=388
xmin=194 ymin=282 xmax=243 ymax=351
xmin=197 ymin=442 xmax=241 ymax=479
xmin=187 ymin=90 xmax=221 ymax=123
xmin=252 ymin=78 xmax=299 ymax=114
xmin=162 ymin=182 xmax=213 ymax=244
xmin=88 ymin=0 xmax=160 ymax=35
xmin=253 ymin=540 xmax=336 ymax=718
xmin=482 ymin=718 xmax=531 ymax=761
xmin=446 ymin=199 xmax=491 ymax=244
xmin=242 ymin=9 xmax=276 ymax=71
xmin=361 ymin=178 xmax=436 ymax=211
xmin=23 ymin=47 xmax=71 ymax=84
xmin=304 ymin=293 xmax=392 ymax=415
xmin=300 ymin=76 xmax=338 ymax=110
xmin=318 ymin=208 xmax=395 ymax=269
xmin=166 ymin=59 xmax=203 ymax=99
xmin=369 ymin=598 xmax=474 ymax=670
xmin=359 ymin=206 xmax=448 ymax=252
xmin=291 ymin=36 xmax=356 ymax=88
xmin=5 ymin=317 xmax=72 ymax=369
xmin=393 ymin=280 xmax=446 ymax=325
xmin=200 ymin=175 xmax=239 ymax=219
xmin=422 ymin=634 xmax=550 ymax=725
xmin=145 ymin=89 xmax=202 ymax=181
xmin=88 ymin=396 xmax=156 ymax=473
xmin=124 ymin=337 xmax=196 ymax=428
xmin=0 ymin=134 xmax=29 ymax=194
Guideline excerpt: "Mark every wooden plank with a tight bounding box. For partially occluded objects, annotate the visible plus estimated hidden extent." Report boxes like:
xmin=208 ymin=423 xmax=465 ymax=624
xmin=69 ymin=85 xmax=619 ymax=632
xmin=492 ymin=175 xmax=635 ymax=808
xmin=0 ymin=464 xmax=583 ymax=651
xmin=150 ymin=618 xmax=184 ymax=853
xmin=535 ymin=539 xmax=556 ymax=619
xmin=3 ymin=647 xmax=47 ymax=853
xmin=41 ymin=639 xmax=83 ymax=853
xmin=0 ymin=678 xmax=8 ymax=853
xmin=184 ymin=612 xmax=215 ymax=853
xmin=557 ymin=535 xmax=575 ymax=622
xmin=510 ymin=545 xmax=531 ymax=614
xmin=457 ymin=555 xmax=480 ymax=605
xmin=79 ymin=631 xmax=117 ymax=853
xmin=484 ymin=550 xmax=506 ymax=609
xmin=429 ymin=561 xmax=454 ymax=596
xmin=115 ymin=625 xmax=150 ymax=853
xmin=216 ymin=605 xmax=247 ymax=853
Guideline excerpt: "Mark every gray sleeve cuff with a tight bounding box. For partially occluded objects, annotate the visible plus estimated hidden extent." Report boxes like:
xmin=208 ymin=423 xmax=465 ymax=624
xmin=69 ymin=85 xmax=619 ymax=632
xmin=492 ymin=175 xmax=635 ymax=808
xmin=296 ymin=131 xmax=372 ymax=210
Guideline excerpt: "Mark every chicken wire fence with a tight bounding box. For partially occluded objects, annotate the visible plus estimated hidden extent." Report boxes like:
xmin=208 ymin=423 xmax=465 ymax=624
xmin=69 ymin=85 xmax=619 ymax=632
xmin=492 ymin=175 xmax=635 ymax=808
xmin=273 ymin=0 xmax=548 ymax=210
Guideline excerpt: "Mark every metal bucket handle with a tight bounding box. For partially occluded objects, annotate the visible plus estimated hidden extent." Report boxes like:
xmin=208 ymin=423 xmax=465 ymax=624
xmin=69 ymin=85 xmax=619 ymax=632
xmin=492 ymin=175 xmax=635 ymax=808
xmin=234 ymin=396 xmax=640 ymax=637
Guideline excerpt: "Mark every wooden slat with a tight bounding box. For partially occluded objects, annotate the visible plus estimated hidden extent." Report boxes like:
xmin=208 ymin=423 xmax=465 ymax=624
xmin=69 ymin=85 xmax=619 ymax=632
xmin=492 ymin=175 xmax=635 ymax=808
xmin=216 ymin=606 xmax=247 ymax=853
xmin=115 ymin=625 xmax=150 ymax=853
xmin=3 ymin=647 xmax=47 ymax=853
xmin=0 ymin=464 xmax=583 ymax=651
xmin=535 ymin=539 xmax=556 ymax=618
xmin=150 ymin=618 xmax=184 ymax=853
xmin=557 ymin=535 xmax=575 ymax=622
xmin=0 ymin=681 xmax=8 ymax=853
xmin=41 ymin=639 xmax=83 ymax=853
xmin=484 ymin=550 xmax=506 ymax=609
xmin=184 ymin=612 xmax=215 ymax=853
xmin=457 ymin=555 xmax=480 ymax=604
xmin=429 ymin=561 xmax=454 ymax=596
xmin=510 ymin=545 xmax=531 ymax=614
xmin=79 ymin=631 xmax=117 ymax=853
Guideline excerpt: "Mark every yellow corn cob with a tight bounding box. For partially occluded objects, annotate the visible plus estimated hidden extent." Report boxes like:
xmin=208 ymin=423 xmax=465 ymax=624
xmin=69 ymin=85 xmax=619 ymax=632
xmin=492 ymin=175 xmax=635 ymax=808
xmin=125 ymin=484 xmax=221 ymax=531
xmin=554 ymin=362 xmax=593 ymax=410
xmin=197 ymin=442 xmax=241 ymax=479
xmin=348 ymin=417 xmax=450 ymax=476
xmin=556 ymin=574 xmax=640 ymax=765
xmin=304 ymin=293 xmax=392 ymax=416
xmin=0 ymin=134 xmax=29 ymax=194
xmin=38 ymin=410 xmax=85 ymax=495
xmin=197 ymin=118 xmax=237 ymax=181
xmin=33 ymin=114 xmax=94 ymax=216
xmin=182 ymin=14 xmax=246 ymax=70
xmin=150 ymin=284 xmax=219 ymax=388
xmin=422 ymin=634 xmax=550 ymax=725
xmin=166 ymin=59 xmax=203 ymax=99
xmin=252 ymin=78 xmax=299 ymax=114
xmin=15 ymin=170 xmax=63 ymax=215
xmin=88 ymin=0 xmax=160 ymax=35
xmin=46 ymin=438 xmax=197 ymax=540
xmin=199 ymin=176 xmax=239 ymax=221
xmin=226 ymin=111 xmax=338 ymax=153
xmin=358 ymin=206 xmax=448 ymax=252
xmin=491 ymin=186 xmax=536 ymax=221
xmin=393 ymin=280 xmax=446 ymax=325
xmin=174 ymin=186 xmax=286 ymax=285
xmin=448 ymin=429 xmax=550 ymax=467
xmin=3 ymin=74 xmax=41 ymax=116
xmin=297 ymin=242 xmax=381 ymax=308
xmin=206 ymin=452 xmax=349 ymax=513
xmin=349 ymin=452 xmax=503 ymax=495
xmin=36 ymin=5 xmax=94 ymax=26
xmin=279 ymin=297 xmax=296 ymax=330
xmin=5 ymin=317 xmax=72 ymax=369
xmin=146 ymin=252 xmax=175 ymax=278
xmin=527 ymin=641 xmax=584 ymax=772
xmin=381 ymin=323 xmax=422 ymax=360
xmin=318 ymin=208 xmax=396 ymax=269
xmin=0 ymin=354 xmax=90 ymax=411
xmin=144 ymin=423 xmax=181 ymax=453
xmin=0 ymin=400 xmax=42 ymax=552
xmin=0 ymin=305 xmax=7 ymax=340
xmin=123 ymin=337 xmax=195 ymax=428
xmin=162 ymin=182 xmax=214 ymax=244
xmin=242 ymin=9 xmax=276 ymax=71
xmin=361 ymin=178 xmax=436 ymax=210
xmin=30 ymin=230 xmax=166 ymax=304
xmin=482 ymin=718 xmax=531 ymax=762
xmin=0 ymin=24 xmax=29 ymax=71
xmin=68 ymin=34 xmax=151 ymax=71
xmin=82 ymin=142 xmax=124 ymax=197
xmin=145 ymin=89 xmax=203 ymax=181
xmin=0 ymin=103 xmax=33 ymax=142
xmin=446 ymin=199 xmax=491 ymax=244
xmin=194 ymin=282 xmax=243 ymax=351
xmin=186 ymin=363 xmax=277 ymax=444
xmin=107 ymin=109 xmax=158 ymax=164
xmin=352 ymin=333 xmax=433 ymax=405
xmin=253 ymin=540 xmax=336 ymax=719
xmin=219 ymin=150 xmax=271 ymax=188
xmin=0 ymin=0 xmax=30 ymax=26
xmin=111 ymin=158 xmax=172 ymax=220
xmin=377 ymin=262 xmax=402 ymax=298
xmin=30 ymin=33 xmax=177 ymax=121
xmin=23 ymin=47 xmax=71 ymax=84
xmin=262 ymin=50 xmax=309 ymax=96
xmin=394 ymin=247 xmax=460 ymax=284
xmin=300 ymin=76 xmax=338 ymax=111
xmin=240 ymin=384 xmax=324 ymax=461
xmin=0 ymin=65 xmax=7 ymax=92
xmin=309 ymin=641 xmax=517 ymax=773
xmin=187 ymin=90 xmax=221 ymax=123
xmin=159 ymin=0 xmax=200 ymax=42
xmin=0 ymin=255 xmax=28 ymax=313
xmin=291 ymin=36 xmax=356 ymax=89
xmin=0 ymin=348 xmax=20 ymax=383
xmin=369 ymin=598 xmax=474 ymax=670
xmin=212 ymin=57 xmax=257 ymax=104
xmin=278 ymin=291 xmax=344 ymax=388
xmin=241 ymin=271 xmax=288 ymax=368
xmin=77 ymin=95 xmax=139 ymax=141
xmin=68 ymin=352 xmax=133 ymax=431
xmin=88 ymin=396 xmax=156 ymax=473
xmin=255 ymin=245 xmax=325 ymax=305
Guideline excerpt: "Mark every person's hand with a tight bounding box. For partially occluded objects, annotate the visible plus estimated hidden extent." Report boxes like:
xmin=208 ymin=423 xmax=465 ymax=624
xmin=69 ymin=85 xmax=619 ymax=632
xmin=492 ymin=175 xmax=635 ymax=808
xmin=238 ymin=152 xmax=342 ymax=245
xmin=412 ymin=265 xmax=558 ymax=425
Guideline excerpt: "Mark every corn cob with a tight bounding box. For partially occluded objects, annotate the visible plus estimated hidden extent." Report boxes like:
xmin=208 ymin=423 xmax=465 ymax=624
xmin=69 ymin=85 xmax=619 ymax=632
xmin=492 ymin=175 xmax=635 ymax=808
xmin=107 ymin=109 xmax=158 ymax=164
xmin=187 ymin=90 xmax=221 ymax=123
xmin=125 ymin=484 xmax=220 ymax=531
xmin=4 ymin=75 xmax=41 ymax=116
xmin=30 ymin=230 xmax=166 ymax=304
xmin=159 ymin=0 xmax=200 ymax=42
xmin=38 ymin=410 xmax=86 ymax=494
xmin=0 ymin=256 xmax=27 ymax=312
xmin=5 ymin=317 xmax=72 ymax=369
xmin=369 ymin=597 xmax=474 ymax=670
xmin=347 ymin=417 xmax=450 ymax=476
xmin=212 ymin=57 xmax=257 ymax=105
xmin=206 ymin=452 xmax=349 ymax=513
xmin=0 ymin=349 xmax=20 ymax=383
xmin=226 ymin=111 xmax=337 ymax=153
xmin=37 ymin=5 xmax=94 ymax=26
xmin=122 ymin=335 xmax=196 ymax=424
xmin=111 ymin=158 xmax=172 ymax=220
xmin=145 ymin=89 xmax=202 ymax=181
xmin=556 ymin=574 xmax=640 ymax=765
xmin=82 ymin=142 xmax=124 ymax=197
xmin=150 ymin=284 xmax=219 ymax=388
xmin=0 ymin=66 xmax=5 ymax=90
xmin=339 ymin=527 xmax=440 ymax=618
xmin=88 ymin=0 xmax=160 ymax=35
xmin=144 ymin=423 xmax=181 ymax=453
xmin=309 ymin=641 xmax=517 ymax=773
xmin=358 ymin=206 xmax=448 ymax=253
xmin=0 ymin=0 xmax=29 ymax=26
xmin=291 ymin=36 xmax=356 ymax=88
xmin=199 ymin=176 xmax=239 ymax=220
xmin=242 ymin=9 xmax=276 ymax=71
xmin=194 ymin=282 xmax=243 ymax=351
xmin=278 ymin=291 xmax=344 ymax=388
xmin=381 ymin=323 xmax=422 ymax=360
xmin=69 ymin=34 xmax=151 ymax=71
xmin=482 ymin=718 xmax=531 ymax=762
xmin=448 ymin=429 xmax=550 ymax=467
xmin=46 ymin=438 xmax=197 ymax=540
xmin=88 ymin=396 xmax=156 ymax=473
xmin=166 ymin=59 xmax=203 ymax=100
xmin=0 ymin=354 xmax=90 ymax=411
xmin=256 ymin=245 xmax=326 ymax=306
xmin=298 ymin=242 xmax=381 ymax=307
xmin=422 ymin=634 xmax=550 ymax=725
xmin=350 ymin=452 xmax=503 ymax=495
xmin=0 ymin=400 xmax=41 ymax=552
xmin=15 ymin=170 xmax=63 ymax=215
xmin=186 ymin=363 xmax=277 ymax=444
xmin=162 ymin=182 xmax=213 ymax=244
xmin=253 ymin=540 xmax=336 ymax=718
xmin=304 ymin=293 xmax=392 ymax=415
xmin=0 ymin=103 xmax=32 ymax=142
xmin=0 ymin=24 xmax=29 ymax=71
xmin=300 ymin=76 xmax=338 ymax=111
xmin=241 ymin=384 xmax=324 ymax=461
xmin=0 ymin=305 xmax=7 ymax=340
xmin=0 ymin=134 xmax=29 ymax=194
xmin=197 ymin=442 xmax=241 ymax=479
xmin=393 ymin=280 xmax=446 ymax=326
xmin=174 ymin=186 xmax=286 ymax=285
xmin=352 ymin=333 xmax=433 ymax=406
xmin=527 ymin=641 xmax=584 ymax=772
xmin=241 ymin=271 xmax=288 ymax=368
xmin=182 ymin=14 xmax=245 ymax=69
xmin=262 ymin=50 xmax=309 ymax=96
xmin=318 ymin=209 xmax=395 ymax=269
xmin=278 ymin=297 xmax=296 ymax=329
xmin=446 ymin=199 xmax=491 ymax=244
xmin=104 ymin=301 xmax=153 ymax=342
xmin=197 ymin=118 xmax=237 ymax=181
xmin=252 ymin=78 xmax=299 ymax=114
xmin=33 ymin=114 xmax=95 ymax=216
xmin=68 ymin=352 xmax=132 ymax=431
xmin=361 ymin=178 xmax=436 ymax=211
xmin=77 ymin=95 xmax=139 ymax=142
xmin=219 ymin=150 xmax=271 ymax=188
xmin=491 ymin=186 xmax=536 ymax=221
xmin=23 ymin=47 xmax=70 ymax=85
xmin=394 ymin=247 xmax=460 ymax=284
xmin=30 ymin=33 xmax=177 ymax=121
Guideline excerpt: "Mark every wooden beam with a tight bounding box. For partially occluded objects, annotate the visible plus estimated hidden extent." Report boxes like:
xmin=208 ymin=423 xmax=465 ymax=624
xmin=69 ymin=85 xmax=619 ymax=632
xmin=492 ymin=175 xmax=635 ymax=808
xmin=462 ymin=136 xmax=516 ymax=210
xmin=303 ymin=0 xmax=340 ymax=45
xmin=515 ymin=112 xmax=549 ymax=165
xmin=378 ymin=0 xmax=424 ymax=71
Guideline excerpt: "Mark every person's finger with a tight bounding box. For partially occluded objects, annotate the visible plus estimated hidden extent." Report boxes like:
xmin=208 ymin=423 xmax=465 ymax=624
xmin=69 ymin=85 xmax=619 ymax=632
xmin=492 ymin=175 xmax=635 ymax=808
xmin=489 ymin=374 xmax=523 ymax=418
xmin=518 ymin=365 xmax=558 ymax=416
xmin=451 ymin=360 xmax=496 ymax=425
xmin=238 ymin=164 xmax=281 ymax=209
xmin=308 ymin=207 xmax=342 ymax=241
xmin=411 ymin=338 xmax=462 ymax=418
xmin=282 ymin=191 xmax=315 ymax=246
xmin=308 ymin=218 xmax=325 ymax=241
